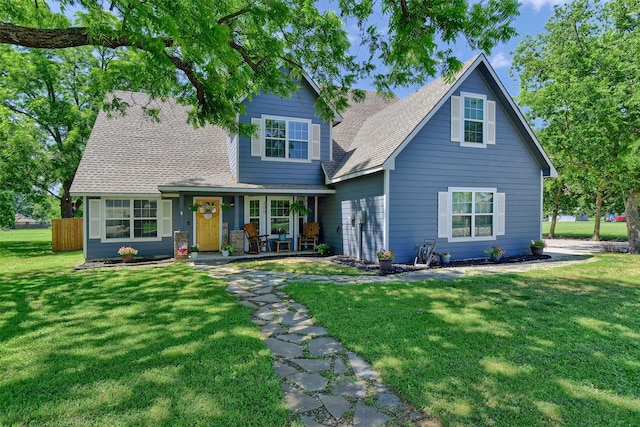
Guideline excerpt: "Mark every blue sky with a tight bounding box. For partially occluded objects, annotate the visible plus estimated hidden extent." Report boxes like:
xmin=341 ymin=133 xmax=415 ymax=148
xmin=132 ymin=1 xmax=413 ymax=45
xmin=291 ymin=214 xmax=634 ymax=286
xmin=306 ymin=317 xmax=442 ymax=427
xmin=332 ymin=0 xmax=568 ymax=99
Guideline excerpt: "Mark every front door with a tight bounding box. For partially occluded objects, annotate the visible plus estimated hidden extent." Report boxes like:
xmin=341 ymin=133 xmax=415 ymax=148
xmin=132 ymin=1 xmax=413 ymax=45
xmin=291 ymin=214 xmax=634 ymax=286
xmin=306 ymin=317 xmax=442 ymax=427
xmin=194 ymin=198 xmax=220 ymax=251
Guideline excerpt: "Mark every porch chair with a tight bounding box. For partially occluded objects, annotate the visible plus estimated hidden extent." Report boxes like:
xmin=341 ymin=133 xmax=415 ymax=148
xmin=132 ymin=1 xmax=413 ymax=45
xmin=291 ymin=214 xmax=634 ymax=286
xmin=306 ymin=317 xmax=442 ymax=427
xmin=244 ymin=223 xmax=271 ymax=254
xmin=298 ymin=222 xmax=320 ymax=250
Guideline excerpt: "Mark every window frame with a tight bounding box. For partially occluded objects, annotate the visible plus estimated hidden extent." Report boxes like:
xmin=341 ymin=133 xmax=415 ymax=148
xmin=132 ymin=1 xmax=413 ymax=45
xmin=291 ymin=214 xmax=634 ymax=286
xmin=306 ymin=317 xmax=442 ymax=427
xmin=267 ymin=196 xmax=293 ymax=237
xmin=261 ymin=115 xmax=312 ymax=163
xmin=460 ymin=92 xmax=488 ymax=148
xmin=448 ymin=187 xmax=497 ymax=242
xmin=102 ymin=198 xmax=163 ymax=243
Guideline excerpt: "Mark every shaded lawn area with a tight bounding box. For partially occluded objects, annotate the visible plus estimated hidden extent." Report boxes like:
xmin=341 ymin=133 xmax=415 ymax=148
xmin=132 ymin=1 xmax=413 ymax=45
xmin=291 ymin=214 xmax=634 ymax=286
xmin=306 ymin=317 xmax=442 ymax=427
xmin=0 ymin=230 xmax=288 ymax=426
xmin=286 ymin=254 xmax=640 ymax=426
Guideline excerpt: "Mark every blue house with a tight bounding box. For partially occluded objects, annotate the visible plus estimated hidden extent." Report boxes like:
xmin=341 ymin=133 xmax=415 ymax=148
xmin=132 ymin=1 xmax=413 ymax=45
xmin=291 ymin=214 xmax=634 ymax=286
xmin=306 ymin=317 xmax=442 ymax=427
xmin=71 ymin=54 xmax=555 ymax=262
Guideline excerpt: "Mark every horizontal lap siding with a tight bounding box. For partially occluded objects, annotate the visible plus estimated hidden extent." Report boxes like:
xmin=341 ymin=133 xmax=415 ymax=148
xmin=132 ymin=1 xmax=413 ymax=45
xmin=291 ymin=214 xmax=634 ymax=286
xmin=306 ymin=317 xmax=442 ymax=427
xmin=320 ymin=173 xmax=384 ymax=261
xmin=389 ymin=70 xmax=543 ymax=262
xmin=238 ymin=81 xmax=329 ymax=185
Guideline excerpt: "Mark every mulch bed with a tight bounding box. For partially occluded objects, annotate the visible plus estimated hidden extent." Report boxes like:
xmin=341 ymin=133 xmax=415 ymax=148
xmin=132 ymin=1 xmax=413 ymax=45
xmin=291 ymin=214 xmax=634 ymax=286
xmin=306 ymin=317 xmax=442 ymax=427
xmin=75 ymin=257 xmax=173 ymax=270
xmin=330 ymin=254 xmax=552 ymax=275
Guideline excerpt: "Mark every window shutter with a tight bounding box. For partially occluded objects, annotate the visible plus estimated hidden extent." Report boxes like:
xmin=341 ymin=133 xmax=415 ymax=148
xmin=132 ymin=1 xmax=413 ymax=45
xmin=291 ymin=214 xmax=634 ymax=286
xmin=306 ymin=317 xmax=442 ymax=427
xmin=450 ymin=96 xmax=461 ymax=142
xmin=161 ymin=200 xmax=173 ymax=237
xmin=311 ymin=124 xmax=321 ymax=160
xmin=251 ymin=117 xmax=261 ymax=157
xmin=496 ymin=192 xmax=506 ymax=236
xmin=438 ymin=192 xmax=450 ymax=238
xmin=88 ymin=199 xmax=101 ymax=239
xmin=487 ymin=100 xmax=496 ymax=145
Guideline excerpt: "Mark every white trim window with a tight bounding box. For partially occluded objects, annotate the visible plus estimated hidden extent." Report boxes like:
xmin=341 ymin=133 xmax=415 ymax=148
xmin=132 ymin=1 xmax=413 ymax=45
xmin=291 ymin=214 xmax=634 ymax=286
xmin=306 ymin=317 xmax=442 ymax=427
xmin=269 ymin=197 xmax=291 ymax=236
xmin=438 ymin=188 xmax=505 ymax=242
xmin=451 ymin=92 xmax=496 ymax=148
xmin=251 ymin=115 xmax=320 ymax=162
xmin=99 ymin=198 xmax=163 ymax=242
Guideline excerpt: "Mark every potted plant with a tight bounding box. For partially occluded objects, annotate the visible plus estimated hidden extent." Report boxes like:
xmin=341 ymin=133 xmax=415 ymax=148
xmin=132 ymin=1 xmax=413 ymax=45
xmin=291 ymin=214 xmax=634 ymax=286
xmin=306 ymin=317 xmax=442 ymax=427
xmin=221 ymin=243 xmax=234 ymax=257
xmin=277 ymin=227 xmax=287 ymax=241
xmin=376 ymin=248 xmax=394 ymax=272
xmin=530 ymin=239 xmax=546 ymax=256
xmin=118 ymin=246 xmax=138 ymax=263
xmin=316 ymin=243 xmax=330 ymax=255
xmin=484 ymin=245 xmax=505 ymax=261
xmin=190 ymin=244 xmax=200 ymax=259
xmin=288 ymin=200 xmax=311 ymax=216
xmin=440 ymin=251 xmax=451 ymax=264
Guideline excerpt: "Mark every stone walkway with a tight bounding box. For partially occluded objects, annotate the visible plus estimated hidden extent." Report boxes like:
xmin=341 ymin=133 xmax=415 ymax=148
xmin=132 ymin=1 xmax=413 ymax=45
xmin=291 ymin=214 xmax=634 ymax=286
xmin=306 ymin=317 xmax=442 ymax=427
xmin=196 ymin=252 xmax=596 ymax=426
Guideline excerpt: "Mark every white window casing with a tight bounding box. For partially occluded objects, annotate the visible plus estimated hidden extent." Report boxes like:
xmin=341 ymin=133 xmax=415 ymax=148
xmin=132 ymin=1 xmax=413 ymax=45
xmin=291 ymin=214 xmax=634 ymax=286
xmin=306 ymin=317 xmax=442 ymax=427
xmin=251 ymin=117 xmax=261 ymax=157
xmin=450 ymin=95 xmax=461 ymax=142
xmin=311 ymin=123 xmax=321 ymax=160
xmin=161 ymin=199 xmax=173 ymax=237
xmin=487 ymin=100 xmax=496 ymax=145
xmin=496 ymin=192 xmax=506 ymax=235
xmin=88 ymin=199 xmax=101 ymax=239
xmin=438 ymin=188 xmax=505 ymax=242
xmin=438 ymin=191 xmax=450 ymax=238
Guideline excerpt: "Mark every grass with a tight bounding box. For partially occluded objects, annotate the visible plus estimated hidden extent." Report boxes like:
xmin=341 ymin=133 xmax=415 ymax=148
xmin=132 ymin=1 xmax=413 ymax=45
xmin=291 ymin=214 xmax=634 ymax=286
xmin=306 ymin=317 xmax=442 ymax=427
xmin=543 ymin=219 xmax=628 ymax=240
xmin=285 ymin=255 xmax=640 ymax=426
xmin=237 ymin=257 xmax=371 ymax=276
xmin=0 ymin=229 xmax=288 ymax=426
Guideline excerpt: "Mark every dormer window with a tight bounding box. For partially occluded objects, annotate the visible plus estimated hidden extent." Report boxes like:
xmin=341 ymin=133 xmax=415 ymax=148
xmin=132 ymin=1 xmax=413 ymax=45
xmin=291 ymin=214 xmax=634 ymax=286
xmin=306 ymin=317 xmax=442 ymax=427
xmin=251 ymin=115 xmax=321 ymax=162
xmin=451 ymin=92 xmax=496 ymax=148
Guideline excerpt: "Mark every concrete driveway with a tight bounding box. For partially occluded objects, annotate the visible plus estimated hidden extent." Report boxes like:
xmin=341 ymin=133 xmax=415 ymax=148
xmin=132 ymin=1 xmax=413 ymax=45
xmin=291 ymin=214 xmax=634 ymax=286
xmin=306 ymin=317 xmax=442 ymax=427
xmin=544 ymin=238 xmax=628 ymax=256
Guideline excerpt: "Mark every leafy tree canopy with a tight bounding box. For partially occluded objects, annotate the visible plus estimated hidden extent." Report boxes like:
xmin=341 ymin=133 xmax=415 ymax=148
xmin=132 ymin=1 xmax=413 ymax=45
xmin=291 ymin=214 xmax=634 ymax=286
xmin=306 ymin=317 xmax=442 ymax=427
xmin=1 ymin=0 xmax=519 ymax=130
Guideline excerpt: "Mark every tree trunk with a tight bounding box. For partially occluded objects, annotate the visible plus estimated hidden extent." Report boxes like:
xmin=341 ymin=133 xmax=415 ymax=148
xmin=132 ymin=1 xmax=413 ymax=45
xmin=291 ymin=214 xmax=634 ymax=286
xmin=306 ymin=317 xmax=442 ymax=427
xmin=549 ymin=180 xmax=562 ymax=238
xmin=626 ymin=188 xmax=640 ymax=254
xmin=59 ymin=179 xmax=81 ymax=218
xmin=592 ymin=191 xmax=602 ymax=241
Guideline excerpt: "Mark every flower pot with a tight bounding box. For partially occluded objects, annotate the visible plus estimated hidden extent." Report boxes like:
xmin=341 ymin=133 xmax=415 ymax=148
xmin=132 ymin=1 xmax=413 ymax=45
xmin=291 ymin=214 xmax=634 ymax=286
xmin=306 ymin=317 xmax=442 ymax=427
xmin=379 ymin=259 xmax=392 ymax=272
xmin=278 ymin=234 xmax=286 ymax=241
xmin=491 ymin=254 xmax=502 ymax=262
xmin=190 ymin=252 xmax=198 ymax=260
xmin=531 ymin=246 xmax=544 ymax=256
xmin=222 ymin=250 xmax=230 ymax=257
xmin=122 ymin=253 xmax=134 ymax=263
xmin=442 ymin=254 xmax=451 ymax=264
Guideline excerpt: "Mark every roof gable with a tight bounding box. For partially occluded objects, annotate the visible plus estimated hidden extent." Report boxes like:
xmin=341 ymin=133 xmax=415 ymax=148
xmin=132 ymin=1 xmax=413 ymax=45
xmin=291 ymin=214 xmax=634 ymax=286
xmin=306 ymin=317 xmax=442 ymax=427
xmin=325 ymin=55 xmax=556 ymax=182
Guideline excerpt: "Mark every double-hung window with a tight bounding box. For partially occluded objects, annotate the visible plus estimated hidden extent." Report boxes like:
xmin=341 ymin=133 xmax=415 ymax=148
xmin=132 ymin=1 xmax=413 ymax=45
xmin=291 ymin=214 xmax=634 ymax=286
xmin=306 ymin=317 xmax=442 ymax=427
xmin=270 ymin=199 xmax=291 ymax=235
xmin=251 ymin=115 xmax=321 ymax=162
xmin=451 ymin=92 xmax=496 ymax=148
xmin=439 ymin=188 xmax=505 ymax=242
xmin=105 ymin=199 xmax=158 ymax=240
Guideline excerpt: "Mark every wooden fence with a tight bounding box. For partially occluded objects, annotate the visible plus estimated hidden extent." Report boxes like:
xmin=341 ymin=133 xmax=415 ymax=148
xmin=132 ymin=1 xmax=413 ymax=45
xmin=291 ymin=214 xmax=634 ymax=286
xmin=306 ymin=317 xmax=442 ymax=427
xmin=52 ymin=218 xmax=83 ymax=252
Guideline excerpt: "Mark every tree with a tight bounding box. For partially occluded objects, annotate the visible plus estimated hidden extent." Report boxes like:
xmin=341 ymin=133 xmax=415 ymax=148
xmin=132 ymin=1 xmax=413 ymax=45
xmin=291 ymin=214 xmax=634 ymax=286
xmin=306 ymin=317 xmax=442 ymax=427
xmin=1 ymin=0 xmax=520 ymax=130
xmin=512 ymin=0 xmax=640 ymax=252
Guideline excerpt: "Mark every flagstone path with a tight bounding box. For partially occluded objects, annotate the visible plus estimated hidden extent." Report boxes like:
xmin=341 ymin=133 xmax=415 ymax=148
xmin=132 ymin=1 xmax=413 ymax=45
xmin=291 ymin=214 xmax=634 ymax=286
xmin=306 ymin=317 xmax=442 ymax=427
xmin=196 ymin=254 xmax=590 ymax=426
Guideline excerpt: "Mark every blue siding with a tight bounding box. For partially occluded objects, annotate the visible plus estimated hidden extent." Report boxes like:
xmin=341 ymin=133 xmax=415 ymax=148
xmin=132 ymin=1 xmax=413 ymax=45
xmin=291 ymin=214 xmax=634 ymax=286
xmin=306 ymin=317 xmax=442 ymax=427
xmin=84 ymin=197 xmax=178 ymax=260
xmin=238 ymin=80 xmax=330 ymax=185
xmin=388 ymin=69 xmax=543 ymax=263
xmin=319 ymin=173 xmax=385 ymax=261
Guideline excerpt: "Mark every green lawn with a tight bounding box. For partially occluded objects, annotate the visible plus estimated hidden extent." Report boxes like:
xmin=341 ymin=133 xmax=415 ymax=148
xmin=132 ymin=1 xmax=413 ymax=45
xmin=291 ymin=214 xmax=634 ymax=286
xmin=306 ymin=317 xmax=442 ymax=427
xmin=286 ymin=255 xmax=640 ymax=426
xmin=543 ymin=219 xmax=628 ymax=240
xmin=0 ymin=229 xmax=288 ymax=426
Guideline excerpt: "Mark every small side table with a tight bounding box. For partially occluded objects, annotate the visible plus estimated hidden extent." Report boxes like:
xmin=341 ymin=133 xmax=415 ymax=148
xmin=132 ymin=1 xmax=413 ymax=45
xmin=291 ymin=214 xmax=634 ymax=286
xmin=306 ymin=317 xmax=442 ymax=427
xmin=275 ymin=240 xmax=291 ymax=252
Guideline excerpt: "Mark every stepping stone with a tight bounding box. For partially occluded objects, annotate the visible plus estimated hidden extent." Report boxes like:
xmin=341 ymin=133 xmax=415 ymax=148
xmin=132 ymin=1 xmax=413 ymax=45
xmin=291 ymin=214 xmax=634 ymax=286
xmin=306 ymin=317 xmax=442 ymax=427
xmin=239 ymin=300 xmax=257 ymax=308
xmin=254 ymin=286 xmax=274 ymax=294
xmin=332 ymin=379 xmax=367 ymax=398
xmin=279 ymin=311 xmax=311 ymax=325
xmin=377 ymin=391 xmax=401 ymax=408
xmin=318 ymin=394 xmax=351 ymax=420
xmin=273 ymin=362 xmax=297 ymax=378
xmin=348 ymin=352 xmax=378 ymax=380
xmin=282 ymin=384 xmax=322 ymax=413
xmin=249 ymin=294 xmax=282 ymax=303
xmin=308 ymin=337 xmax=344 ymax=356
xmin=288 ymin=325 xmax=328 ymax=336
xmin=333 ymin=357 xmax=348 ymax=374
xmin=254 ymin=306 xmax=276 ymax=321
xmin=261 ymin=322 xmax=284 ymax=336
xmin=288 ymin=372 xmax=328 ymax=392
xmin=291 ymin=358 xmax=331 ymax=372
xmin=265 ymin=338 xmax=302 ymax=358
xmin=353 ymin=402 xmax=390 ymax=426
xmin=299 ymin=415 xmax=326 ymax=427
xmin=276 ymin=334 xmax=308 ymax=344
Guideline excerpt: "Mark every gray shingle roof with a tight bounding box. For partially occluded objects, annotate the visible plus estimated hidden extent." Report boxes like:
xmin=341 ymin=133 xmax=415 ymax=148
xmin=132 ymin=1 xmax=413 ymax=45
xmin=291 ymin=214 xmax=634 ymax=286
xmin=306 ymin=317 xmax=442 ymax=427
xmin=70 ymin=91 xmax=229 ymax=195
xmin=326 ymin=56 xmax=479 ymax=180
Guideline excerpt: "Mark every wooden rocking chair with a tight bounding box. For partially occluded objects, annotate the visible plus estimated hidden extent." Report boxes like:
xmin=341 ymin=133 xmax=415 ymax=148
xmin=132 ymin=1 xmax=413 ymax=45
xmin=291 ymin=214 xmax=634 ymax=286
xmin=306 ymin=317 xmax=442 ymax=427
xmin=298 ymin=222 xmax=320 ymax=250
xmin=244 ymin=223 xmax=270 ymax=254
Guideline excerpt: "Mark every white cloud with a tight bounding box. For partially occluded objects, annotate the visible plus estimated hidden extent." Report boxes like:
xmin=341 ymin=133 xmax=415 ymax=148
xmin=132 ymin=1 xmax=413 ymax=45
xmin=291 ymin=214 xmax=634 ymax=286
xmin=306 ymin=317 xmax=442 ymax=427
xmin=490 ymin=52 xmax=511 ymax=69
xmin=520 ymin=0 xmax=568 ymax=12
